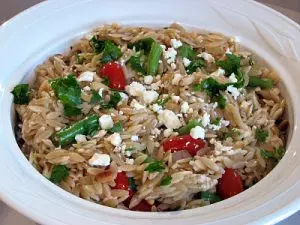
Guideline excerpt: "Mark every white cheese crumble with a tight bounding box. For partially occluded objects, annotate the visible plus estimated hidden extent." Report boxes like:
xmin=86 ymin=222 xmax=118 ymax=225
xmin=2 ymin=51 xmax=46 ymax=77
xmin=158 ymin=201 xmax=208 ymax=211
xmin=182 ymin=57 xmax=191 ymax=67
xmin=88 ymin=153 xmax=111 ymax=167
xmin=98 ymin=88 xmax=104 ymax=98
xmin=99 ymin=115 xmax=114 ymax=130
xmin=93 ymin=130 xmax=107 ymax=138
xmin=144 ymin=75 xmax=154 ymax=84
xmin=172 ymin=73 xmax=183 ymax=85
xmin=171 ymin=95 xmax=180 ymax=103
xmin=83 ymin=86 xmax=91 ymax=91
xmin=170 ymin=39 xmax=183 ymax=49
xmin=228 ymin=73 xmax=238 ymax=83
xmin=211 ymin=68 xmax=225 ymax=77
xmin=108 ymin=133 xmax=122 ymax=146
xmin=130 ymin=99 xmax=145 ymax=110
xmin=164 ymin=47 xmax=177 ymax=64
xmin=170 ymin=62 xmax=177 ymax=70
xmin=190 ymin=126 xmax=205 ymax=139
xmin=180 ymin=101 xmax=189 ymax=113
xmin=227 ymin=85 xmax=240 ymax=100
xmin=125 ymin=81 xmax=146 ymax=97
xmin=143 ymin=90 xmax=159 ymax=104
xmin=158 ymin=110 xmax=182 ymax=129
xmin=75 ymin=134 xmax=87 ymax=143
xmin=77 ymin=71 xmax=95 ymax=82
xmin=198 ymin=52 xmax=215 ymax=64
xmin=163 ymin=128 xmax=173 ymax=138
xmin=125 ymin=158 xmax=134 ymax=165
xmin=226 ymin=48 xmax=233 ymax=54
xmin=118 ymin=92 xmax=128 ymax=105
xmin=201 ymin=112 xmax=210 ymax=127
xmin=131 ymin=135 xmax=139 ymax=142
xmin=152 ymin=103 xmax=163 ymax=112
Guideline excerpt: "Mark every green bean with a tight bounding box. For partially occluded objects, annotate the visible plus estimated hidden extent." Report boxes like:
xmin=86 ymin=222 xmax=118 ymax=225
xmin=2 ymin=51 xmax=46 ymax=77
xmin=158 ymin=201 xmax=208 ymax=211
xmin=55 ymin=115 xmax=99 ymax=146
xmin=147 ymin=42 xmax=162 ymax=76
xmin=177 ymin=119 xmax=202 ymax=135
xmin=248 ymin=76 xmax=273 ymax=89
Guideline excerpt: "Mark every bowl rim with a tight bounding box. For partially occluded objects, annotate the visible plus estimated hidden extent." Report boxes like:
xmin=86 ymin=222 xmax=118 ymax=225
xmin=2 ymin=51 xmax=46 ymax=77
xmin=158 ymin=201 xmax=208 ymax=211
xmin=1 ymin=0 xmax=300 ymax=225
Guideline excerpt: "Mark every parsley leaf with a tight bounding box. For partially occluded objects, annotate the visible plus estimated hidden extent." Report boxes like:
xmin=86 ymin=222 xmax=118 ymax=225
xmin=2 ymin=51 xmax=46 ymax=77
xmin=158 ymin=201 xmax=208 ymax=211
xmin=255 ymin=129 xmax=268 ymax=142
xmin=89 ymin=36 xmax=105 ymax=53
xmin=128 ymin=177 xmax=137 ymax=192
xmin=11 ymin=84 xmax=30 ymax=104
xmin=145 ymin=161 xmax=165 ymax=173
xmin=216 ymin=53 xmax=241 ymax=76
xmin=90 ymin=90 xmax=102 ymax=104
xmin=193 ymin=83 xmax=202 ymax=92
xmin=231 ymin=68 xmax=245 ymax=88
xmin=214 ymin=95 xmax=227 ymax=109
xmin=260 ymin=147 xmax=285 ymax=161
xmin=200 ymin=191 xmax=221 ymax=203
xmin=212 ymin=117 xmax=221 ymax=125
xmin=101 ymin=40 xmax=122 ymax=64
xmin=186 ymin=58 xmax=205 ymax=74
xmin=49 ymin=75 xmax=82 ymax=116
xmin=102 ymin=91 xmax=121 ymax=108
xmin=177 ymin=119 xmax=202 ymax=135
xmin=128 ymin=38 xmax=155 ymax=54
xmin=200 ymin=77 xmax=226 ymax=96
xmin=178 ymin=43 xmax=196 ymax=60
xmin=127 ymin=55 xmax=145 ymax=74
xmin=102 ymin=76 xmax=110 ymax=86
xmin=107 ymin=122 xmax=123 ymax=133
xmin=49 ymin=165 xmax=69 ymax=184
xmin=156 ymin=96 xmax=171 ymax=106
xmin=160 ymin=175 xmax=172 ymax=186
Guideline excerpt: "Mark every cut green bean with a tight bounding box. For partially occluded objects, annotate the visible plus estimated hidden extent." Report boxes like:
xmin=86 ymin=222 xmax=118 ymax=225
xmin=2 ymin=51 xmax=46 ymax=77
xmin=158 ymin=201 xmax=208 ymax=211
xmin=177 ymin=119 xmax=202 ymax=135
xmin=147 ymin=42 xmax=162 ymax=76
xmin=248 ymin=76 xmax=273 ymax=89
xmin=55 ymin=115 xmax=99 ymax=146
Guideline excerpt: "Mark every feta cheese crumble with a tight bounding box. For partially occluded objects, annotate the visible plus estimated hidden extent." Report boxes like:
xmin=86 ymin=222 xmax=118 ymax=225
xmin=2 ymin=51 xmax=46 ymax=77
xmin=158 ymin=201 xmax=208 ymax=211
xmin=88 ymin=153 xmax=111 ymax=167
xmin=143 ymin=90 xmax=159 ymax=104
xmin=77 ymin=71 xmax=95 ymax=82
xmin=125 ymin=82 xmax=146 ymax=96
xmin=227 ymin=85 xmax=240 ymax=100
xmin=201 ymin=112 xmax=210 ymax=127
xmin=198 ymin=52 xmax=215 ymax=64
xmin=183 ymin=57 xmax=191 ymax=67
xmin=164 ymin=47 xmax=177 ymax=64
xmin=108 ymin=133 xmax=122 ymax=146
xmin=158 ymin=110 xmax=182 ymax=129
xmin=152 ymin=103 xmax=163 ymax=112
xmin=163 ymin=128 xmax=173 ymax=138
xmin=131 ymin=135 xmax=139 ymax=142
xmin=75 ymin=134 xmax=87 ymax=143
xmin=170 ymin=39 xmax=183 ymax=49
xmin=211 ymin=68 xmax=225 ymax=77
xmin=130 ymin=99 xmax=146 ymax=110
xmin=228 ymin=73 xmax=238 ymax=83
xmin=99 ymin=115 xmax=114 ymax=130
xmin=181 ymin=101 xmax=189 ymax=113
xmin=118 ymin=92 xmax=128 ymax=105
xmin=144 ymin=75 xmax=154 ymax=84
xmin=190 ymin=126 xmax=205 ymax=139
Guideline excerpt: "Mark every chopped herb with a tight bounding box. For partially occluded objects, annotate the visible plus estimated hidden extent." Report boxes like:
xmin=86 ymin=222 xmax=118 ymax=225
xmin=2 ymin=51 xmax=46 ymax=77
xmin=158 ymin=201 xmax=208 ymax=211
xmin=107 ymin=122 xmax=123 ymax=133
xmin=156 ymin=96 xmax=171 ymax=106
xmin=186 ymin=58 xmax=205 ymax=74
xmin=49 ymin=75 xmax=82 ymax=116
xmin=76 ymin=53 xmax=83 ymax=64
xmin=214 ymin=95 xmax=227 ymax=109
xmin=248 ymin=76 xmax=273 ymax=89
xmin=193 ymin=83 xmax=202 ymax=92
xmin=255 ymin=128 xmax=268 ymax=142
xmin=160 ymin=175 xmax=172 ymax=186
xmin=89 ymin=36 xmax=105 ymax=53
xmin=128 ymin=38 xmax=155 ymax=54
xmin=90 ymin=90 xmax=102 ymax=104
xmin=127 ymin=55 xmax=145 ymax=74
xmin=145 ymin=161 xmax=165 ymax=173
xmin=260 ymin=147 xmax=285 ymax=161
xmin=200 ymin=77 xmax=226 ymax=96
xmin=49 ymin=165 xmax=69 ymax=184
xmin=231 ymin=68 xmax=245 ymax=88
xmin=101 ymin=40 xmax=122 ymax=64
xmin=11 ymin=84 xmax=30 ymax=104
xmin=212 ymin=117 xmax=221 ymax=125
xmin=143 ymin=156 xmax=155 ymax=163
xmin=101 ymin=91 xmax=121 ymax=108
xmin=128 ymin=177 xmax=137 ymax=192
xmin=102 ymin=76 xmax=110 ymax=86
xmin=178 ymin=43 xmax=196 ymax=60
xmin=200 ymin=191 xmax=221 ymax=203
xmin=177 ymin=119 xmax=202 ymax=135
xmin=54 ymin=115 xmax=99 ymax=146
xmin=216 ymin=53 xmax=241 ymax=75
xmin=125 ymin=147 xmax=135 ymax=152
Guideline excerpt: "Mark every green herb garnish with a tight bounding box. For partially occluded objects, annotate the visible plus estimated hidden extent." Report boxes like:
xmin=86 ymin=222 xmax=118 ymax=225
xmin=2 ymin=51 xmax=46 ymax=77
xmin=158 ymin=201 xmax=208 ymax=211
xmin=186 ymin=58 xmax=205 ymax=74
xmin=102 ymin=76 xmax=110 ymax=86
xmin=145 ymin=161 xmax=165 ymax=173
xmin=107 ymin=122 xmax=123 ymax=133
xmin=248 ymin=76 xmax=273 ymax=89
xmin=260 ymin=147 xmax=285 ymax=161
xmin=101 ymin=91 xmax=121 ymax=108
xmin=101 ymin=40 xmax=122 ymax=64
xmin=255 ymin=128 xmax=268 ymax=142
xmin=200 ymin=191 xmax=221 ymax=203
xmin=212 ymin=117 xmax=221 ymax=125
xmin=143 ymin=156 xmax=155 ymax=163
xmin=49 ymin=165 xmax=69 ymax=184
xmin=216 ymin=53 xmax=241 ymax=76
xmin=156 ymin=96 xmax=171 ymax=106
xmin=11 ymin=84 xmax=30 ymax=104
xmin=177 ymin=119 xmax=202 ymax=135
xmin=89 ymin=36 xmax=105 ymax=53
xmin=128 ymin=177 xmax=137 ymax=192
xmin=160 ymin=175 xmax=172 ymax=186
xmin=127 ymin=55 xmax=145 ymax=74
xmin=128 ymin=38 xmax=155 ymax=54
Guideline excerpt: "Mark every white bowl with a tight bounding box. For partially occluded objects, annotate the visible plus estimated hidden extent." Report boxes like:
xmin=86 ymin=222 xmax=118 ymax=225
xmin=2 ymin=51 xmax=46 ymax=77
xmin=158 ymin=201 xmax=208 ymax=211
xmin=0 ymin=0 xmax=300 ymax=224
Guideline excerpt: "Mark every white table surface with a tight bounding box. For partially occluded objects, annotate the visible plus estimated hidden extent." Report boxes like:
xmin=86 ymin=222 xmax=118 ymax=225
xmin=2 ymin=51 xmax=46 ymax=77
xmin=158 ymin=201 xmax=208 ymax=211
xmin=0 ymin=1 xmax=300 ymax=224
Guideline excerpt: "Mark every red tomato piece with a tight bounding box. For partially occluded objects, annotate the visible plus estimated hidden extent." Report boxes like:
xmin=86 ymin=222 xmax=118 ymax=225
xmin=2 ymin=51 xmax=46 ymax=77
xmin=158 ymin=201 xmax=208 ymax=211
xmin=99 ymin=61 xmax=126 ymax=90
xmin=162 ymin=135 xmax=205 ymax=156
xmin=218 ymin=168 xmax=244 ymax=199
xmin=113 ymin=172 xmax=134 ymax=198
xmin=131 ymin=200 xmax=152 ymax=212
